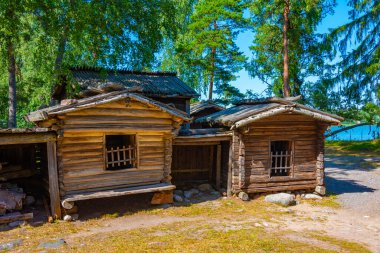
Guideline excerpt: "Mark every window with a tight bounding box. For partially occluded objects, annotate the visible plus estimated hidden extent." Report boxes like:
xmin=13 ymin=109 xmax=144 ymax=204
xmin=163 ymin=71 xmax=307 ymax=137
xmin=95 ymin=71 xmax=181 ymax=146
xmin=270 ymin=141 xmax=292 ymax=177
xmin=105 ymin=135 xmax=137 ymax=170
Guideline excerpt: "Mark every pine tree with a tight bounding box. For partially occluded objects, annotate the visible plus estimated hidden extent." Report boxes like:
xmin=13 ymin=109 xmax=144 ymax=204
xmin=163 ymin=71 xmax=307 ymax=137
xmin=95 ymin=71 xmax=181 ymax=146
xmin=326 ymin=0 xmax=379 ymax=104
xmin=248 ymin=0 xmax=335 ymax=98
xmin=177 ymin=0 xmax=247 ymax=100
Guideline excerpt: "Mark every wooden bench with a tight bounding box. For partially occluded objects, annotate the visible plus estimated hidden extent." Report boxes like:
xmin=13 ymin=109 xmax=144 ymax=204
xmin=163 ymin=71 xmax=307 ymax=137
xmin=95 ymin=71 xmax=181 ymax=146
xmin=61 ymin=183 xmax=176 ymax=209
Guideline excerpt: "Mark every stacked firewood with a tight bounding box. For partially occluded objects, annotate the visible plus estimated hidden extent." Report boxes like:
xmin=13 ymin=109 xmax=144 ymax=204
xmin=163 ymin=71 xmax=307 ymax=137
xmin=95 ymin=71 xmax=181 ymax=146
xmin=0 ymin=162 xmax=35 ymax=182
xmin=0 ymin=183 xmax=33 ymax=226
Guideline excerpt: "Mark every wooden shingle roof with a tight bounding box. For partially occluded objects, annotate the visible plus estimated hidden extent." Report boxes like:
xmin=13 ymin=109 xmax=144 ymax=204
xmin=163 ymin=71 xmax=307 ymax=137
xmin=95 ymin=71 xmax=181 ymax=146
xmin=190 ymin=101 xmax=224 ymax=115
xmin=26 ymin=90 xmax=191 ymax=123
xmin=196 ymin=97 xmax=343 ymax=129
xmin=67 ymin=67 xmax=199 ymax=98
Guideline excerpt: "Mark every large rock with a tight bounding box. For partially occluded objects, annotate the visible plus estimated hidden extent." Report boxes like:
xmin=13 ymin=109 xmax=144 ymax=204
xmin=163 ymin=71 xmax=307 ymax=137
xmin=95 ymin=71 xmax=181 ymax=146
xmin=38 ymin=239 xmax=66 ymax=249
xmin=238 ymin=192 xmax=249 ymax=201
xmin=0 ymin=190 xmax=25 ymax=210
xmin=198 ymin=184 xmax=213 ymax=192
xmin=173 ymin=190 xmax=183 ymax=196
xmin=184 ymin=189 xmax=199 ymax=199
xmin=173 ymin=194 xmax=183 ymax=202
xmin=302 ymin=193 xmax=322 ymax=200
xmin=0 ymin=239 xmax=23 ymax=251
xmin=315 ymin=186 xmax=326 ymax=196
xmin=265 ymin=193 xmax=296 ymax=206
xmin=8 ymin=220 xmax=25 ymax=228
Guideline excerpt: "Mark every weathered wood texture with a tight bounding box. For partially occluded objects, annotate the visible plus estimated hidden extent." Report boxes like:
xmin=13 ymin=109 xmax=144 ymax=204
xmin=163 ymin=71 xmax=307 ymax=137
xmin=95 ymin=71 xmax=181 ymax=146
xmin=47 ymin=141 xmax=61 ymax=219
xmin=171 ymin=145 xmax=215 ymax=183
xmin=54 ymin=100 xmax=176 ymax=197
xmin=233 ymin=113 xmax=322 ymax=193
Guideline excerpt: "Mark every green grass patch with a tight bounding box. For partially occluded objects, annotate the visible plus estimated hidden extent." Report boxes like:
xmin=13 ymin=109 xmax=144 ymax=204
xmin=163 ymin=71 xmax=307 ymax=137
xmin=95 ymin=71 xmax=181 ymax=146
xmin=136 ymin=197 xmax=285 ymax=221
xmin=326 ymin=139 xmax=380 ymax=152
xmin=303 ymin=194 xmax=341 ymax=209
xmin=308 ymin=233 xmax=371 ymax=253
xmin=67 ymin=222 xmax=339 ymax=253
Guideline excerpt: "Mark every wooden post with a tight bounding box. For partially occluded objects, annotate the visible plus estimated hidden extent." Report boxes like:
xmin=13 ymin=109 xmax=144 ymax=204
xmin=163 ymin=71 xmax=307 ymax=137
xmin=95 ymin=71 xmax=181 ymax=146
xmin=47 ymin=141 xmax=61 ymax=219
xmin=238 ymin=133 xmax=245 ymax=189
xmin=227 ymin=140 xmax=233 ymax=197
xmin=162 ymin=135 xmax=173 ymax=183
xmin=216 ymin=144 xmax=221 ymax=191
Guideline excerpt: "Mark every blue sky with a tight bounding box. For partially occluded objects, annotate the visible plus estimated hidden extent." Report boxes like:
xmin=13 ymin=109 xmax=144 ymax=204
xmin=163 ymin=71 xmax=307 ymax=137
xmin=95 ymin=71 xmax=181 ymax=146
xmin=230 ymin=0 xmax=351 ymax=95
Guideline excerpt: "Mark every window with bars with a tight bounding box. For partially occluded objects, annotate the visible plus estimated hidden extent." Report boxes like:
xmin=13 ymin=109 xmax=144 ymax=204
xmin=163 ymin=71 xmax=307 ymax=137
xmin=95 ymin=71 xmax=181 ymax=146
xmin=105 ymin=135 xmax=137 ymax=170
xmin=270 ymin=141 xmax=292 ymax=177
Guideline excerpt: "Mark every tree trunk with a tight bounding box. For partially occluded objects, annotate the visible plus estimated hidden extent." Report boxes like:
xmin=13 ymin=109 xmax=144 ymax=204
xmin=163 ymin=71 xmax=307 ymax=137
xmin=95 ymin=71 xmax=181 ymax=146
xmin=208 ymin=20 xmax=217 ymax=101
xmin=283 ymin=0 xmax=291 ymax=97
xmin=54 ymin=25 xmax=68 ymax=75
xmin=325 ymin=123 xmax=367 ymax=137
xmin=7 ymin=41 xmax=17 ymax=128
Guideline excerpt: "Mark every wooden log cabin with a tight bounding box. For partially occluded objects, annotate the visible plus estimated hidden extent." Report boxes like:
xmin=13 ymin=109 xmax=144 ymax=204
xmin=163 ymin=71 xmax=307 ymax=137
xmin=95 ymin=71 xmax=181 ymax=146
xmin=196 ymin=97 xmax=343 ymax=195
xmin=26 ymin=91 xmax=191 ymax=214
xmin=13 ymin=67 xmax=342 ymax=218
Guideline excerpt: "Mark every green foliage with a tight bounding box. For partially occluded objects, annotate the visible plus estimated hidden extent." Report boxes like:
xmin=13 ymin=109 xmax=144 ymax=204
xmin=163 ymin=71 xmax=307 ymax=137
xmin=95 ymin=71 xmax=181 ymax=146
xmin=0 ymin=0 xmax=179 ymax=127
xmin=324 ymin=0 xmax=380 ymax=105
xmin=247 ymin=0 xmax=336 ymax=97
xmin=326 ymin=139 xmax=380 ymax=152
xmin=161 ymin=0 xmax=247 ymax=101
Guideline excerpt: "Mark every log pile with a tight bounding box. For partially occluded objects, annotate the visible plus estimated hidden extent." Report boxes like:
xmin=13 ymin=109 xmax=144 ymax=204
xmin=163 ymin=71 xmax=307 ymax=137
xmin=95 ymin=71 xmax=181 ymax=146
xmin=0 ymin=163 xmax=35 ymax=182
xmin=0 ymin=183 xmax=33 ymax=225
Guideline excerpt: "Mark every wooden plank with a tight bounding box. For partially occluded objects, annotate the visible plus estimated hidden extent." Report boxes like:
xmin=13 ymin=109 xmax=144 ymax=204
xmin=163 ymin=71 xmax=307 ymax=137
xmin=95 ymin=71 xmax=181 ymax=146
xmin=216 ymin=144 xmax=221 ymax=191
xmin=47 ymin=141 xmax=61 ymax=219
xmin=62 ymin=183 xmax=176 ymax=204
xmin=227 ymin=139 xmax=233 ymax=197
xmin=67 ymin=107 xmax=172 ymax=118
xmin=0 ymin=213 xmax=33 ymax=224
xmin=64 ymin=116 xmax=173 ymax=125
xmin=0 ymin=132 xmax=56 ymax=145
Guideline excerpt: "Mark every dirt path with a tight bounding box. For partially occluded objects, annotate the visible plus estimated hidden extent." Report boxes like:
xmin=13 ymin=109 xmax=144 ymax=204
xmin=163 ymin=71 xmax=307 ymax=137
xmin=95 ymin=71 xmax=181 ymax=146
xmin=325 ymin=150 xmax=380 ymax=218
xmin=282 ymin=149 xmax=380 ymax=252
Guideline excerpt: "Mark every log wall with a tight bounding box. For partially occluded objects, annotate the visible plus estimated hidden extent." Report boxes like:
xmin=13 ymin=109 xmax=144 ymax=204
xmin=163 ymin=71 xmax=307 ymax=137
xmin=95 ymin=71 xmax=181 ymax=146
xmin=233 ymin=113 xmax=322 ymax=193
xmin=55 ymin=100 xmax=177 ymax=196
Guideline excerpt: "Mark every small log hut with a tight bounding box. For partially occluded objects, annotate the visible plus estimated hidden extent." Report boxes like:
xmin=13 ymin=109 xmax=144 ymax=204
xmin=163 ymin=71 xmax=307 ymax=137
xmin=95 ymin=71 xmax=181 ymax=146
xmin=196 ymin=97 xmax=343 ymax=195
xmin=26 ymin=91 xmax=191 ymax=213
xmin=0 ymin=67 xmax=343 ymax=219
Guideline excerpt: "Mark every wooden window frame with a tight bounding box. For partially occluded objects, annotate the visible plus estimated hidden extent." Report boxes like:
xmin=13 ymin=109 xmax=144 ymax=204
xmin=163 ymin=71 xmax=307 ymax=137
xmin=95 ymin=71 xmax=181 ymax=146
xmin=268 ymin=139 xmax=295 ymax=178
xmin=103 ymin=133 xmax=139 ymax=171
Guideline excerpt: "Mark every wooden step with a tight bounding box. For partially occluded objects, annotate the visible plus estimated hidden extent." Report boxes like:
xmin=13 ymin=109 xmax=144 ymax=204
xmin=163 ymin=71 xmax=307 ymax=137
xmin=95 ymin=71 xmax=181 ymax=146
xmin=61 ymin=183 xmax=176 ymax=208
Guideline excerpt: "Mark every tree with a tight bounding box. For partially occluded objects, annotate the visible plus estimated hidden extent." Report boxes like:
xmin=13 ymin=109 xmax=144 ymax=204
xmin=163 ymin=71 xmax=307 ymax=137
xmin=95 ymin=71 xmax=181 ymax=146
xmin=248 ymin=0 xmax=335 ymax=98
xmin=0 ymin=0 xmax=30 ymax=128
xmin=324 ymin=0 xmax=379 ymax=106
xmin=0 ymin=0 xmax=179 ymax=127
xmin=174 ymin=0 xmax=247 ymax=100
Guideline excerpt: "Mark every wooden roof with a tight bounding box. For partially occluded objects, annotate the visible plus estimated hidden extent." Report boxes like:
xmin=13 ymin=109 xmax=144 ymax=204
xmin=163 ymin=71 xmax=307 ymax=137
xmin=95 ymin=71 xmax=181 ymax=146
xmin=196 ymin=97 xmax=344 ymax=129
xmin=26 ymin=90 xmax=191 ymax=123
xmin=190 ymin=101 xmax=224 ymax=115
xmin=63 ymin=67 xmax=199 ymax=98
xmin=0 ymin=128 xmax=56 ymax=145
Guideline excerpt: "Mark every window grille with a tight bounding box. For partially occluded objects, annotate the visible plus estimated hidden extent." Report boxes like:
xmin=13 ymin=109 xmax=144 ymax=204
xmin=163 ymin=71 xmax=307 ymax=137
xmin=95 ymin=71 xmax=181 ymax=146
xmin=270 ymin=141 xmax=292 ymax=177
xmin=105 ymin=135 xmax=136 ymax=170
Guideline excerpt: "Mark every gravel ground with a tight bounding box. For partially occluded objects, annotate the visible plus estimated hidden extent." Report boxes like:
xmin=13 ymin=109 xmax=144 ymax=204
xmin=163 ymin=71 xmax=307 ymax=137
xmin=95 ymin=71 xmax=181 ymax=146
xmin=325 ymin=150 xmax=380 ymax=218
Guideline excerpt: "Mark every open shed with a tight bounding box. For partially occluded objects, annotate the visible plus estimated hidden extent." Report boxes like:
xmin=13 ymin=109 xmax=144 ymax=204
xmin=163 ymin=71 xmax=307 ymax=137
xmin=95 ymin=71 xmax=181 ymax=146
xmin=197 ymin=97 xmax=343 ymax=195
xmin=0 ymin=128 xmax=60 ymax=218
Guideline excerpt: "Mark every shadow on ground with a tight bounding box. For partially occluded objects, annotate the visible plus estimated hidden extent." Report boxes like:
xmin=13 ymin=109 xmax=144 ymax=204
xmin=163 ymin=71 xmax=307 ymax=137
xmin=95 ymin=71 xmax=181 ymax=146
xmin=325 ymin=176 xmax=375 ymax=194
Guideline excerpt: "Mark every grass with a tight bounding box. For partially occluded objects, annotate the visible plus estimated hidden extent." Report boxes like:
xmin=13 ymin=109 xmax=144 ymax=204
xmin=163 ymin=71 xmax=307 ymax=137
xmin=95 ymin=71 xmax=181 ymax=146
xmin=326 ymin=139 xmax=380 ymax=153
xmin=302 ymin=194 xmax=341 ymax=209
xmin=66 ymin=222 xmax=338 ymax=253
xmin=0 ymin=198 xmax=370 ymax=252
xmin=306 ymin=232 xmax=371 ymax=253
xmin=137 ymin=197 xmax=284 ymax=221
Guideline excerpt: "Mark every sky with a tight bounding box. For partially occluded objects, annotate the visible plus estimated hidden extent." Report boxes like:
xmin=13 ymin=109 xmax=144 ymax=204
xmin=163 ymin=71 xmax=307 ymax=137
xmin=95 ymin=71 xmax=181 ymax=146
xmin=230 ymin=0 xmax=351 ymax=95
